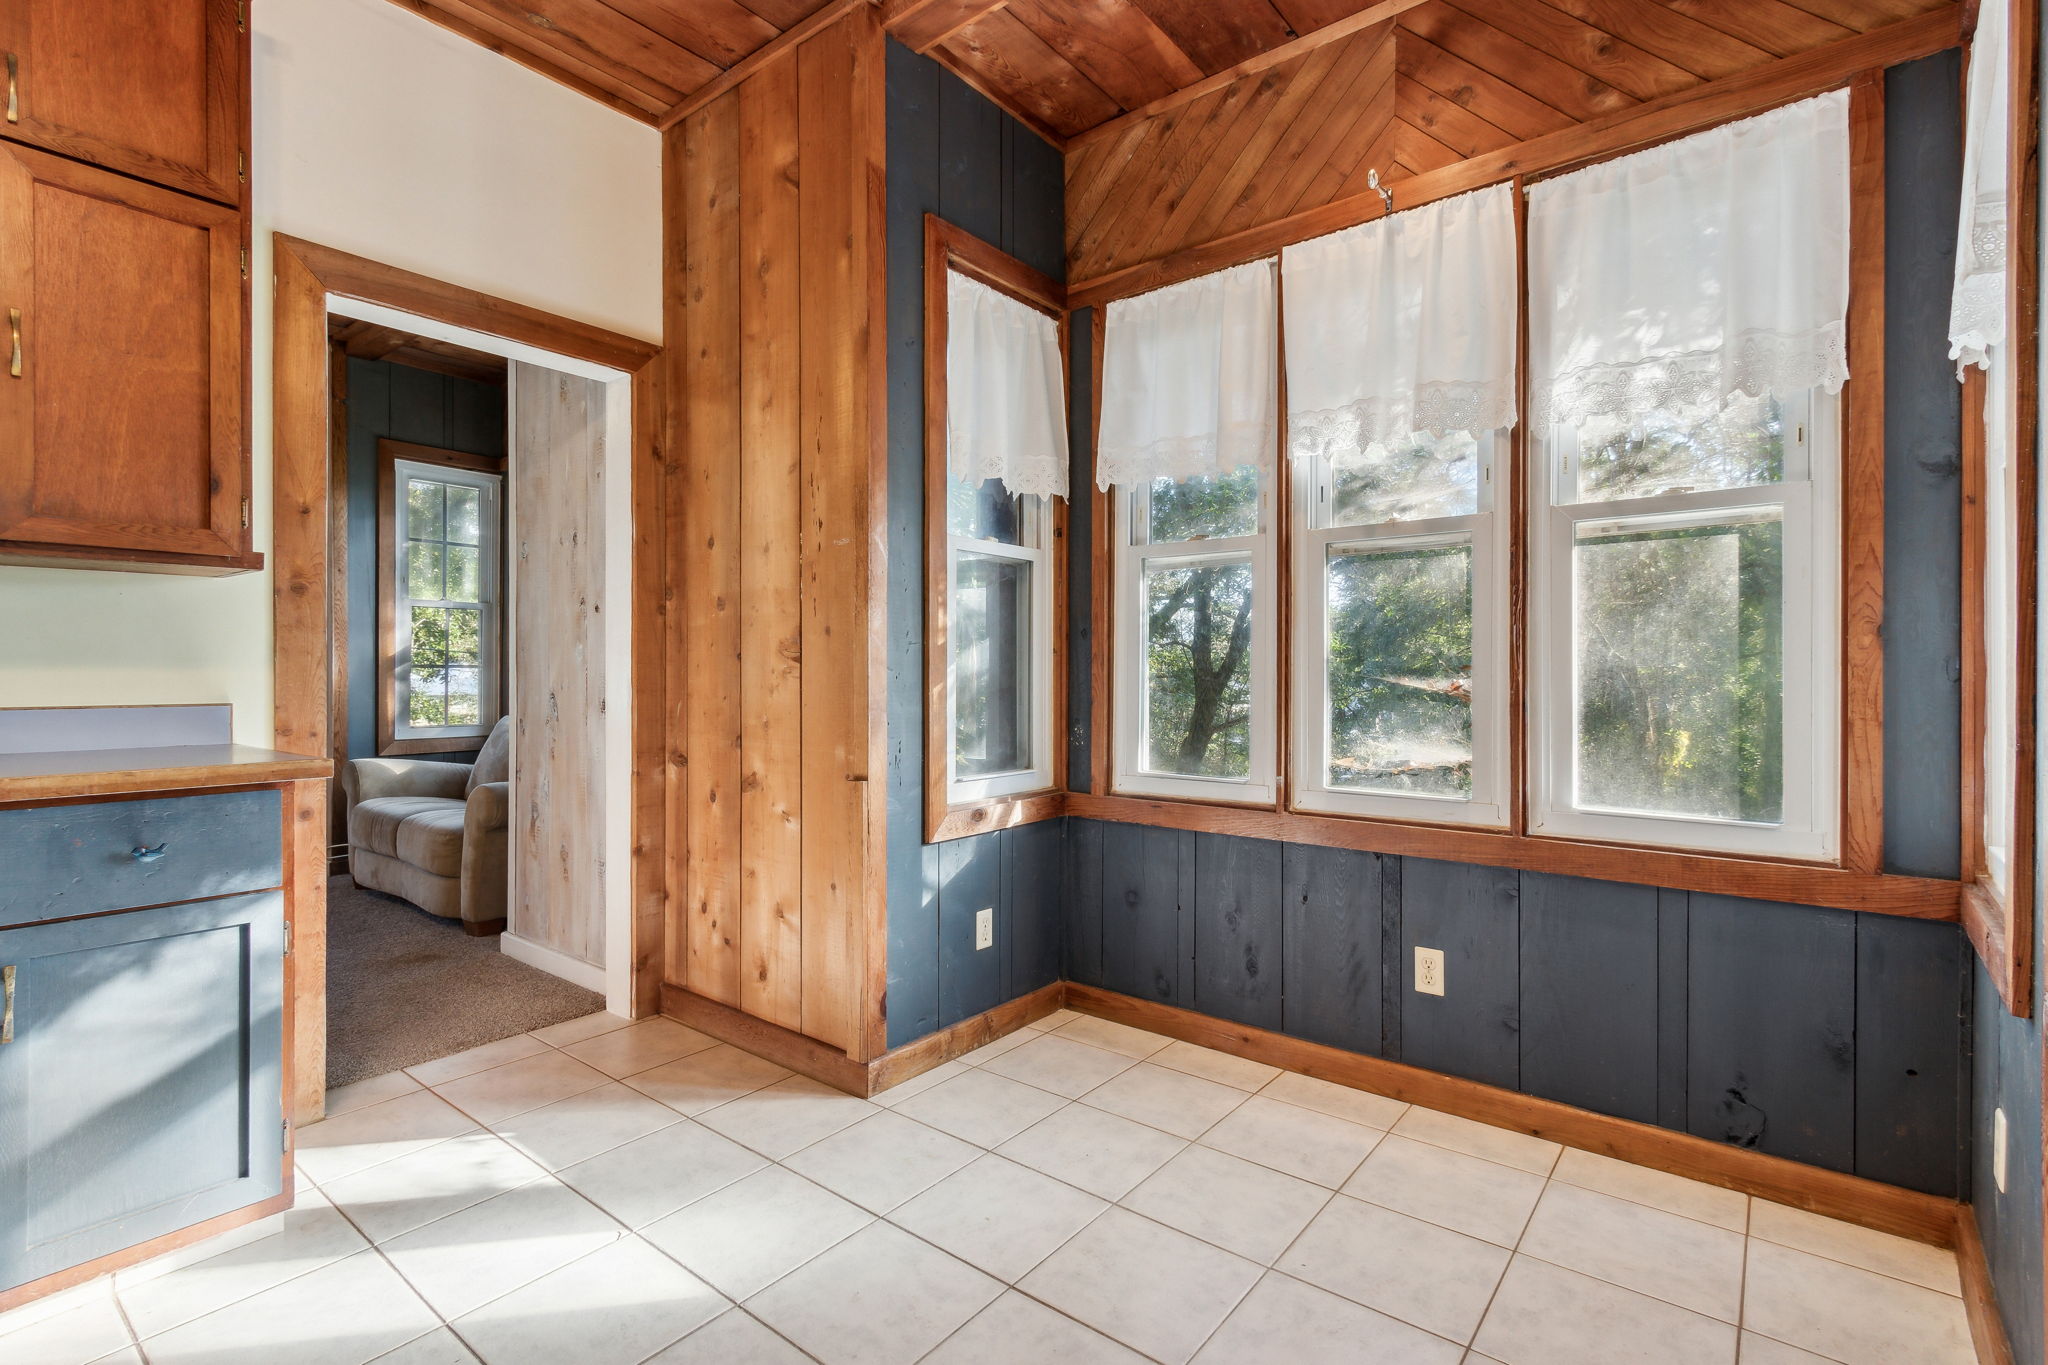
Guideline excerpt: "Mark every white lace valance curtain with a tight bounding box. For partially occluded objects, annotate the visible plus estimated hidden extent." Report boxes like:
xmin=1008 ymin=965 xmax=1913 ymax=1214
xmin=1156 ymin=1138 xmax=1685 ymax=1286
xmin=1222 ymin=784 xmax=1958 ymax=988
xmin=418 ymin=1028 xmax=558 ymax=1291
xmin=1527 ymin=89 xmax=1851 ymax=429
xmin=1282 ymin=184 xmax=1518 ymax=460
xmin=1952 ymin=0 xmax=2008 ymax=372
xmin=946 ymin=269 xmax=1069 ymax=500
xmin=1097 ymin=259 xmax=1278 ymax=491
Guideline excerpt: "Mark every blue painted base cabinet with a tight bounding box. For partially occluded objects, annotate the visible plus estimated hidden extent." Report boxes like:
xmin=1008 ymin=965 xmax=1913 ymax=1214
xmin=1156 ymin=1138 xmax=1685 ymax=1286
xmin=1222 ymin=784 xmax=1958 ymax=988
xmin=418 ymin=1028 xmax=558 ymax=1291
xmin=0 ymin=891 xmax=286 ymax=1293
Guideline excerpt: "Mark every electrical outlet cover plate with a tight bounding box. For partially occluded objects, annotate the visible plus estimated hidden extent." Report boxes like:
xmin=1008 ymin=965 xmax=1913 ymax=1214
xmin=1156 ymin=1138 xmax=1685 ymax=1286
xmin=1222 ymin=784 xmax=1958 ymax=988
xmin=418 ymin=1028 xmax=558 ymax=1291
xmin=1414 ymin=946 xmax=1445 ymax=996
xmin=975 ymin=907 xmax=994 ymax=952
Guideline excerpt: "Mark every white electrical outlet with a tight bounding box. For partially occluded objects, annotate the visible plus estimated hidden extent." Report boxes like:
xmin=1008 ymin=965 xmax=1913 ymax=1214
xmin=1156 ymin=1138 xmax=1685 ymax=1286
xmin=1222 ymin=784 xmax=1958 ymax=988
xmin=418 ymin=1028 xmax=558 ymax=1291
xmin=1994 ymin=1108 xmax=2009 ymax=1193
xmin=1414 ymin=946 xmax=1445 ymax=996
xmin=975 ymin=907 xmax=994 ymax=951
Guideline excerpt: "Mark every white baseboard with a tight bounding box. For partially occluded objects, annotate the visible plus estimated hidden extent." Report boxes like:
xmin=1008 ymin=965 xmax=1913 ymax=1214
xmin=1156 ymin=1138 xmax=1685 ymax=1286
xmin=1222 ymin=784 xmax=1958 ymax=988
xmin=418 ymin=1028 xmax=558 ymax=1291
xmin=500 ymin=932 xmax=606 ymax=994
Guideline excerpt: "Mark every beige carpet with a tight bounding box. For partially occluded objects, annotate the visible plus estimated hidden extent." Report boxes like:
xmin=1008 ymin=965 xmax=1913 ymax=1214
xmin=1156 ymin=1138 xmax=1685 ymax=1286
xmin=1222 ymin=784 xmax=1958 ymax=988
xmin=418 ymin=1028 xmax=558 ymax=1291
xmin=325 ymin=874 xmax=604 ymax=1087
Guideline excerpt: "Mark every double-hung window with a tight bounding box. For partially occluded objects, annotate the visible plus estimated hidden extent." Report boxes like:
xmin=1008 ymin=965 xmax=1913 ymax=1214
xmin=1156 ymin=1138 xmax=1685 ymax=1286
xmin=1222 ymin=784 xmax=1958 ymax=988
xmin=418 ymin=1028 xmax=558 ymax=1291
xmin=930 ymin=235 xmax=1068 ymax=825
xmin=1950 ymin=0 xmax=2036 ymax=1006
xmin=1100 ymin=260 xmax=1280 ymax=804
xmin=1525 ymin=91 xmax=1850 ymax=859
xmin=1283 ymin=186 xmax=1518 ymax=825
xmin=380 ymin=446 xmax=505 ymax=752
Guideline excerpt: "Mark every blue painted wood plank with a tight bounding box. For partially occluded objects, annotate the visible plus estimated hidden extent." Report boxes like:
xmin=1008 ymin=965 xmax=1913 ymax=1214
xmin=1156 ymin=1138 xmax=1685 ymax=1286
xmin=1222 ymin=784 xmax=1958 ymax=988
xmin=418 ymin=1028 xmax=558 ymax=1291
xmin=1519 ymin=872 xmax=1658 ymax=1124
xmin=1855 ymin=915 xmax=1968 ymax=1197
xmin=1282 ymin=842 xmax=1382 ymax=1056
xmin=1005 ymin=820 xmax=1064 ymax=999
xmin=1399 ymin=857 xmax=1519 ymax=1090
xmin=938 ymin=832 xmax=1004 ymax=1027
xmin=1657 ymin=889 xmax=1690 ymax=1131
xmin=1064 ymin=818 xmax=1105 ymax=987
xmin=1101 ymin=822 xmax=1187 ymax=1004
xmin=1192 ymin=833 xmax=1284 ymax=1030
xmin=1687 ymin=894 xmax=1856 ymax=1171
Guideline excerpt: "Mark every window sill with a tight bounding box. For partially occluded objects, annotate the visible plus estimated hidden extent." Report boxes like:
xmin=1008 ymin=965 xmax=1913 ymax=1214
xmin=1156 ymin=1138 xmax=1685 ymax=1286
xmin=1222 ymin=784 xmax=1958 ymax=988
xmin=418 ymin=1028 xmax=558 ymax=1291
xmin=378 ymin=734 xmax=488 ymax=758
xmin=1062 ymin=791 xmax=1959 ymax=919
xmin=926 ymin=789 xmax=1066 ymax=844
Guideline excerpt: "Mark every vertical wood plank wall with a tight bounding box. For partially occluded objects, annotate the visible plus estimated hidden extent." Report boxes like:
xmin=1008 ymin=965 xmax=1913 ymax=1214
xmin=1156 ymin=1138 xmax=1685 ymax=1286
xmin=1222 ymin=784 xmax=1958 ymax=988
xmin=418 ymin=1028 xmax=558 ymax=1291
xmin=512 ymin=363 xmax=609 ymax=967
xmin=665 ymin=6 xmax=888 ymax=1057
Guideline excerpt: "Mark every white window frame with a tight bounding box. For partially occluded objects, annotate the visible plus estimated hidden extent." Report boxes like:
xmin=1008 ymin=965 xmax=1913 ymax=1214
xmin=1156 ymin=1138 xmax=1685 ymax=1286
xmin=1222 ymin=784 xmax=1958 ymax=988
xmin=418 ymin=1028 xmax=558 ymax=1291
xmin=1528 ymin=392 xmax=1841 ymax=860
xmin=1113 ymin=469 xmax=1279 ymax=805
xmin=391 ymin=458 xmax=505 ymax=746
xmin=946 ymin=494 xmax=1055 ymax=804
xmin=1291 ymin=433 xmax=1510 ymax=826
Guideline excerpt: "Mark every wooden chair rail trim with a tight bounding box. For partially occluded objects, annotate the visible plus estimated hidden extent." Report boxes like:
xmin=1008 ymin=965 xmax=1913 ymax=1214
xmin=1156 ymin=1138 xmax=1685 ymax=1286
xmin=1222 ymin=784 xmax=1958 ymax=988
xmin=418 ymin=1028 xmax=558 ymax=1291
xmin=1065 ymin=792 xmax=1960 ymax=919
xmin=1065 ymin=984 xmax=1962 ymax=1248
xmin=1064 ymin=7 xmax=1963 ymax=311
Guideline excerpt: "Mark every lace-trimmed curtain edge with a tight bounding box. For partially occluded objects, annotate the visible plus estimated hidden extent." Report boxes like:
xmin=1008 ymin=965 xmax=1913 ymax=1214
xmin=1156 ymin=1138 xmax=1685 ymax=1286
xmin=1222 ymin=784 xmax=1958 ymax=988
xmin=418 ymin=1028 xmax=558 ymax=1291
xmin=1094 ymin=425 xmax=1273 ymax=492
xmin=1287 ymin=382 xmax=1518 ymax=462
xmin=1531 ymin=323 xmax=1850 ymax=429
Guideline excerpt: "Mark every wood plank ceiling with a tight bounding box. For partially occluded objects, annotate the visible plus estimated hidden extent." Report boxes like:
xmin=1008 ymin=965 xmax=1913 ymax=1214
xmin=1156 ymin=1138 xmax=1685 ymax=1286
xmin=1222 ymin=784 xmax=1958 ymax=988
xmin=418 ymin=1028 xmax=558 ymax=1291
xmin=394 ymin=0 xmax=1956 ymax=147
xmin=1062 ymin=0 xmax=1955 ymax=278
xmin=392 ymin=0 xmax=846 ymax=124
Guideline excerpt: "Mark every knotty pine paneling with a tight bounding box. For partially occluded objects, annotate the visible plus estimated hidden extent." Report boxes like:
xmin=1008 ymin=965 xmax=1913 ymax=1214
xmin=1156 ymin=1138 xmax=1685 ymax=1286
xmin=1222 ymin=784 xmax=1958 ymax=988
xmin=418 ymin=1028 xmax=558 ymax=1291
xmin=664 ymin=6 xmax=887 ymax=1057
xmin=1063 ymin=0 xmax=1952 ymax=281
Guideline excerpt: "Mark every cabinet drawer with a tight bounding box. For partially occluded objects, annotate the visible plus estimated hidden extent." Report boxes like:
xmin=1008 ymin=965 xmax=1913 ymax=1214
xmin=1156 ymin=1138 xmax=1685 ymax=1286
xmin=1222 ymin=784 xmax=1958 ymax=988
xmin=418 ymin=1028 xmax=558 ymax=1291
xmin=0 ymin=789 xmax=281 ymax=927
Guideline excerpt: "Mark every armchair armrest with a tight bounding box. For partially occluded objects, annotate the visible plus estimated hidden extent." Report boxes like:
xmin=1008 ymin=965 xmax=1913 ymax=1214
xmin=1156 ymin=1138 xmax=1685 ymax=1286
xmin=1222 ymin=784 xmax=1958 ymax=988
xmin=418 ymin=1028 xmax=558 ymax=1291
xmin=462 ymin=781 xmax=510 ymax=927
xmin=344 ymin=757 xmax=472 ymax=807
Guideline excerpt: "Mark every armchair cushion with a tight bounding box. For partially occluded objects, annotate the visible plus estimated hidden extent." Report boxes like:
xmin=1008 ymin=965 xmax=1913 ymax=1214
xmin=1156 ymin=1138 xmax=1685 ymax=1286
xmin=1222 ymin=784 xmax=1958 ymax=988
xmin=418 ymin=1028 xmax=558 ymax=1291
xmin=462 ymin=781 xmax=510 ymax=926
xmin=346 ymin=757 xmax=472 ymax=806
xmin=350 ymin=795 xmax=463 ymax=863
xmin=394 ymin=804 xmax=467 ymax=879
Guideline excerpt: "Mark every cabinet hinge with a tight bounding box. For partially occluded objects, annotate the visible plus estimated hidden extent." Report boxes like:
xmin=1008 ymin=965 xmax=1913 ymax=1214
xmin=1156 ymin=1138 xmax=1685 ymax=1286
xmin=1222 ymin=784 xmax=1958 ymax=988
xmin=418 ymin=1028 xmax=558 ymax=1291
xmin=241 ymin=496 xmax=250 ymax=529
xmin=238 ymin=149 xmax=246 ymax=183
xmin=283 ymin=919 xmax=292 ymax=955
xmin=239 ymin=2 xmax=248 ymax=34
xmin=241 ymin=247 xmax=248 ymax=280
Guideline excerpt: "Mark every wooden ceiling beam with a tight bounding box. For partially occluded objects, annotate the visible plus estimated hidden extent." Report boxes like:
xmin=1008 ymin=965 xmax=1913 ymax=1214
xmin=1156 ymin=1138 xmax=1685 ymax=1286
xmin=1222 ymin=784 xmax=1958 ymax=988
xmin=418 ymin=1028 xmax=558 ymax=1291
xmin=884 ymin=0 xmax=1011 ymax=53
xmin=1066 ymin=0 xmax=1432 ymax=151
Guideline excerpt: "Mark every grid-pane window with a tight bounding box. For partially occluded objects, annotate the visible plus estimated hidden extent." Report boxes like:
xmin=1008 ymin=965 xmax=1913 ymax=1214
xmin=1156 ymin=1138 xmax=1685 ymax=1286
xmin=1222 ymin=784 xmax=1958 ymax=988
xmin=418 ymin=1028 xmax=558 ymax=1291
xmin=1531 ymin=393 xmax=1837 ymax=858
xmin=1293 ymin=431 xmax=1507 ymax=824
xmin=393 ymin=460 xmax=502 ymax=743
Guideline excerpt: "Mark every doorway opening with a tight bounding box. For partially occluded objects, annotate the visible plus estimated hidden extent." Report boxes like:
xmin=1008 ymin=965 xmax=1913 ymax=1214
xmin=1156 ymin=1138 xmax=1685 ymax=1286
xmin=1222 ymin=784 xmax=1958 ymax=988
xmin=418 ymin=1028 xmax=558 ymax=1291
xmin=270 ymin=237 xmax=662 ymax=1119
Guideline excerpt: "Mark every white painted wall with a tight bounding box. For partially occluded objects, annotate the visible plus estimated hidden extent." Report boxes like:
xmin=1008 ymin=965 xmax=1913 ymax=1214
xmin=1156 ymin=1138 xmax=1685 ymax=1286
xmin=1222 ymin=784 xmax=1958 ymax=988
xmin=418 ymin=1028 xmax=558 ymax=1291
xmin=0 ymin=0 xmax=661 ymax=743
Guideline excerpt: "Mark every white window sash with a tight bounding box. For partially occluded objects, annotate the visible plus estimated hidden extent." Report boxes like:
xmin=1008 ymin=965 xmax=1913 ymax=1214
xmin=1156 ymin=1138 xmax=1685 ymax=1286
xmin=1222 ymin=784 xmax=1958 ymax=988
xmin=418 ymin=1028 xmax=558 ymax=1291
xmin=392 ymin=459 xmax=503 ymax=744
xmin=1527 ymin=395 xmax=1840 ymax=859
xmin=946 ymin=517 xmax=1053 ymax=803
xmin=1290 ymin=435 xmax=1510 ymax=826
xmin=1114 ymin=482 xmax=1278 ymax=804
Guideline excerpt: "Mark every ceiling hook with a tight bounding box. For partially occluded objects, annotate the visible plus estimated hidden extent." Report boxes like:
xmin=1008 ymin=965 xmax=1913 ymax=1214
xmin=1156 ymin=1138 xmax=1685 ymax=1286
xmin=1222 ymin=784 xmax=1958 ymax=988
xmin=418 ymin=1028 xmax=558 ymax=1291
xmin=1367 ymin=168 xmax=1394 ymax=214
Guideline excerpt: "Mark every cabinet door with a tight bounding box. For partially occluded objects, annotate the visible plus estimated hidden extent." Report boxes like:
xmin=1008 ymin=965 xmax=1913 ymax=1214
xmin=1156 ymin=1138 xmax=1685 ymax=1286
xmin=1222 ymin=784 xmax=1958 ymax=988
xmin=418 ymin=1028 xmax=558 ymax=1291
xmin=0 ymin=143 xmax=249 ymax=565
xmin=0 ymin=892 xmax=285 ymax=1294
xmin=0 ymin=0 xmax=244 ymax=204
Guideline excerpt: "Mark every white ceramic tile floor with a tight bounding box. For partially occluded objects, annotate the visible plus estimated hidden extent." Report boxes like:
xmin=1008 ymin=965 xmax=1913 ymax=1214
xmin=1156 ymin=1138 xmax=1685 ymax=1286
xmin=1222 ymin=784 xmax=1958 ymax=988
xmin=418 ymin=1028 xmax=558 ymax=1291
xmin=0 ymin=1008 xmax=1979 ymax=1365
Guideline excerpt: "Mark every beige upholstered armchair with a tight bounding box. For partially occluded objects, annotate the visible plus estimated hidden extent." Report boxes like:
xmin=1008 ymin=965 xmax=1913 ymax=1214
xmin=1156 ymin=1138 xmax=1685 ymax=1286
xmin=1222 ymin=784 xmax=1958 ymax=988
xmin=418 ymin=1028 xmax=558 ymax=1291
xmin=344 ymin=717 xmax=511 ymax=934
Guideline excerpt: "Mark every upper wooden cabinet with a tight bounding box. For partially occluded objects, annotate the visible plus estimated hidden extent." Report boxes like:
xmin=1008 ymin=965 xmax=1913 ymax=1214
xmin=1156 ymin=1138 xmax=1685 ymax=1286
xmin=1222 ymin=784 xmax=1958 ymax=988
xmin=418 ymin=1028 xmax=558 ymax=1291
xmin=0 ymin=0 xmax=246 ymax=206
xmin=0 ymin=143 xmax=253 ymax=572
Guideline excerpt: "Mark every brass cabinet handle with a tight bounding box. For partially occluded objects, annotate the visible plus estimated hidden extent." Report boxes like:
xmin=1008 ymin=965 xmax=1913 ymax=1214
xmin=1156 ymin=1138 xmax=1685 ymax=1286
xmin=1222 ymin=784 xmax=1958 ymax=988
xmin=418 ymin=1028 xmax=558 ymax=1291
xmin=7 ymin=309 xmax=18 ymax=379
xmin=5 ymin=53 xmax=16 ymax=125
xmin=2 ymin=965 xmax=14 ymax=1045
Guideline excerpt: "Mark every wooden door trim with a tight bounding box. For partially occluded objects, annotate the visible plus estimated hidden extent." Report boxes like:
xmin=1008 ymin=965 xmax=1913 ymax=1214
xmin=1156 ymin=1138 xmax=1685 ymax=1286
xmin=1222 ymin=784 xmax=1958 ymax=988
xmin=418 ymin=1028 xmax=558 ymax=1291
xmin=271 ymin=235 xmax=662 ymax=1123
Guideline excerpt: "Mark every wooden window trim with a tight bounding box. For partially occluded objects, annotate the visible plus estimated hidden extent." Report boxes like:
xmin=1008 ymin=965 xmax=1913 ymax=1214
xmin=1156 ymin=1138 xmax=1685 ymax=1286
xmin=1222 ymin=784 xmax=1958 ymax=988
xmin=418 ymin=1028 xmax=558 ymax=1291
xmin=1958 ymin=0 xmax=2042 ymax=1018
xmin=374 ymin=438 xmax=508 ymax=758
xmin=1076 ymin=76 xmax=1956 ymax=921
xmin=924 ymin=216 xmax=1070 ymax=842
